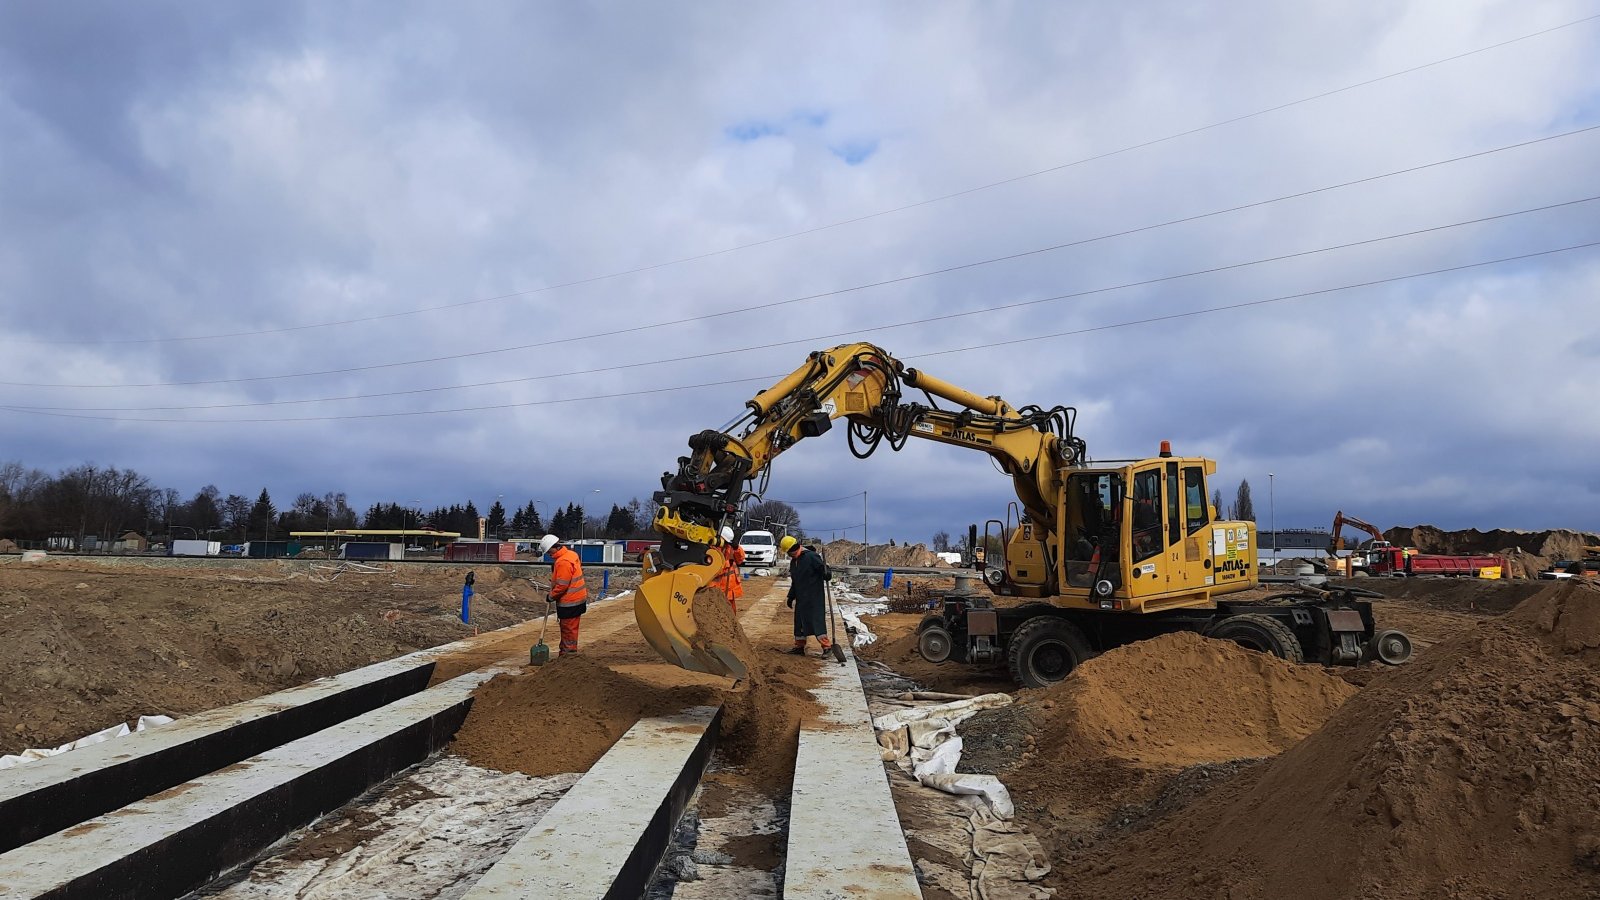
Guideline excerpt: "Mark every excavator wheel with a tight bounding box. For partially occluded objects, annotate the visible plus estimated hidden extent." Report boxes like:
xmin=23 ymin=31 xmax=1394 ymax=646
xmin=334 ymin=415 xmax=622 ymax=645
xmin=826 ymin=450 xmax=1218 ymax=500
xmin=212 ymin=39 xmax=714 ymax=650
xmin=1006 ymin=616 xmax=1094 ymax=689
xmin=916 ymin=615 xmax=955 ymax=664
xmin=1206 ymin=613 xmax=1305 ymax=664
xmin=1368 ymin=629 xmax=1413 ymax=666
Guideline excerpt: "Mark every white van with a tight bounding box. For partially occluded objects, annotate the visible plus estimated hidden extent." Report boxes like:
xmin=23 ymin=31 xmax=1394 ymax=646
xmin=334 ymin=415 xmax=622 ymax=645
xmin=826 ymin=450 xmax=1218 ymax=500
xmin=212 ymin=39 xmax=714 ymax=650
xmin=740 ymin=530 xmax=778 ymax=565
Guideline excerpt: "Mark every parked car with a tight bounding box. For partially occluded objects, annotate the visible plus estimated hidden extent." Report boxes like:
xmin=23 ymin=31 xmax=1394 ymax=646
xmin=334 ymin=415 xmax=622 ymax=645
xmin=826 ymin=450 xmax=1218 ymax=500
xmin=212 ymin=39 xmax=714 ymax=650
xmin=740 ymin=530 xmax=778 ymax=566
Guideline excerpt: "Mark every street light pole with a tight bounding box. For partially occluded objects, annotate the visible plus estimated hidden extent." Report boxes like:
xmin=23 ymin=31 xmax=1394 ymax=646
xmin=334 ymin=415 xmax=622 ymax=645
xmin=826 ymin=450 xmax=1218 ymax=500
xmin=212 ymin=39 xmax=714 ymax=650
xmin=863 ymin=490 xmax=868 ymax=547
xmin=1268 ymin=473 xmax=1276 ymax=564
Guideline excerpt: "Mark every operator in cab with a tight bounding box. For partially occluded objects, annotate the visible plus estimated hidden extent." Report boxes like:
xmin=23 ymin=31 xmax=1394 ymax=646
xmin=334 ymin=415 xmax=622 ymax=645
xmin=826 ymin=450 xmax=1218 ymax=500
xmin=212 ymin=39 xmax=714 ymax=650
xmin=712 ymin=526 xmax=745 ymax=615
xmin=539 ymin=534 xmax=588 ymax=656
xmin=782 ymin=535 xmax=833 ymax=657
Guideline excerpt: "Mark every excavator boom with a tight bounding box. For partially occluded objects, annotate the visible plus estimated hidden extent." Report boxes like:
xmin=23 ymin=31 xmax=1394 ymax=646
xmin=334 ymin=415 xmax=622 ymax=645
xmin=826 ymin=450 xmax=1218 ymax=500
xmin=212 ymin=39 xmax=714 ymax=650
xmin=634 ymin=342 xmax=1086 ymax=678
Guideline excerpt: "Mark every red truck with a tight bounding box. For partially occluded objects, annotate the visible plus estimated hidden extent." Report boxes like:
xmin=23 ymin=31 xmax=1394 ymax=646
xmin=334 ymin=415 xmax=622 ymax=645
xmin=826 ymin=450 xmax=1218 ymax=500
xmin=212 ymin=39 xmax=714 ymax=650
xmin=1365 ymin=546 xmax=1505 ymax=578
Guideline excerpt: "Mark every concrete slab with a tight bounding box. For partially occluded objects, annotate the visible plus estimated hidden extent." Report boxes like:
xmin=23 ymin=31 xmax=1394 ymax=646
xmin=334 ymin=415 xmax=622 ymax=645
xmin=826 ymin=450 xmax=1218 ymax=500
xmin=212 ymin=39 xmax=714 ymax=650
xmin=0 ymin=665 xmax=508 ymax=900
xmin=0 ymin=620 xmax=536 ymax=854
xmin=464 ymin=706 xmax=721 ymax=900
xmin=784 ymin=651 xmax=922 ymax=900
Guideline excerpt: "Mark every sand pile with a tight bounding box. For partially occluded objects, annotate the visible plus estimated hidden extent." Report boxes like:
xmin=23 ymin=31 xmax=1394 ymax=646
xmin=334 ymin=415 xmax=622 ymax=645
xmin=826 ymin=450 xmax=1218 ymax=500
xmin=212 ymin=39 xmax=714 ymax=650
xmin=1010 ymin=632 xmax=1357 ymax=822
xmin=1386 ymin=525 xmax=1600 ymax=578
xmin=1062 ymin=581 xmax=1600 ymax=899
xmin=454 ymin=586 xmax=820 ymax=790
xmin=450 ymin=656 xmax=719 ymax=777
xmin=822 ymin=539 xmax=950 ymax=568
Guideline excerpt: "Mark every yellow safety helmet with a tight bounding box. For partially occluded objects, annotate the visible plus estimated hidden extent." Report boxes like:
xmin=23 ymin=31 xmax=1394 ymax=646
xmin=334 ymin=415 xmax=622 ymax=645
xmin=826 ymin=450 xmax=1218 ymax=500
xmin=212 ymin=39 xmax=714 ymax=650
xmin=779 ymin=535 xmax=798 ymax=554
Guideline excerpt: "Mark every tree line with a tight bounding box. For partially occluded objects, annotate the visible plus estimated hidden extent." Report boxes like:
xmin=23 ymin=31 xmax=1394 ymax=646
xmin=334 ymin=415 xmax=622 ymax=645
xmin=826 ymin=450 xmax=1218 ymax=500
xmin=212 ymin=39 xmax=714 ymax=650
xmin=0 ymin=460 xmax=711 ymax=546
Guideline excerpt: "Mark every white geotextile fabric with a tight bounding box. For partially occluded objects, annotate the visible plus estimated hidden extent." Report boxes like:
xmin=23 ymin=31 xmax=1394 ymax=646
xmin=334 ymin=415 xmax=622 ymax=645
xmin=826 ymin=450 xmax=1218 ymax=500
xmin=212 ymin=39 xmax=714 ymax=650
xmin=0 ymin=715 xmax=175 ymax=770
xmin=873 ymin=694 xmax=1016 ymax=819
xmin=832 ymin=590 xmax=889 ymax=648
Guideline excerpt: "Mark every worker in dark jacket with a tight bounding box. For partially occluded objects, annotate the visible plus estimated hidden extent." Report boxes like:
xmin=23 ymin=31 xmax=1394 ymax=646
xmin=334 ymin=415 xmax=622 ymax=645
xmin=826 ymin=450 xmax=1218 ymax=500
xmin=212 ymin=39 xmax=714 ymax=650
xmin=782 ymin=535 xmax=833 ymax=656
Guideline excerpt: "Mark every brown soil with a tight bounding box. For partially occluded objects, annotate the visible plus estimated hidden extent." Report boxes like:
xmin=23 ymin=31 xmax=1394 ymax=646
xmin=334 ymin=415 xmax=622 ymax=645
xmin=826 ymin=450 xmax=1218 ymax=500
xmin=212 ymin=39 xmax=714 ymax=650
xmin=451 ymin=581 xmax=822 ymax=791
xmin=1061 ymin=581 xmax=1600 ymax=899
xmin=822 ymin=539 xmax=951 ymax=568
xmin=856 ymin=611 xmax=1016 ymax=695
xmin=1008 ymin=632 xmax=1357 ymax=835
xmin=690 ymin=584 xmax=755 ymax=676
xmin=0 ymin=558 xmax=543 ymax=754
xmin=1339 ymin=576 xmax=1554 ymax=615
xmin=449 ymin=655 xmax=721 ymax=777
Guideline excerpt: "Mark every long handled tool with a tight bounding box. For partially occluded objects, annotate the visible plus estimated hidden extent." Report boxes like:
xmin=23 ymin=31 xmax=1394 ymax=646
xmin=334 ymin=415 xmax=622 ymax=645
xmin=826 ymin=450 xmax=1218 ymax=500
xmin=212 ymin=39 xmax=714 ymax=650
xmin=528 ymin=578 xmax=552 ymax=666
xmin=529 ymin=601 xmax=552 ymax=666
xmin=822 ymin=562 xmax=848 ymax=665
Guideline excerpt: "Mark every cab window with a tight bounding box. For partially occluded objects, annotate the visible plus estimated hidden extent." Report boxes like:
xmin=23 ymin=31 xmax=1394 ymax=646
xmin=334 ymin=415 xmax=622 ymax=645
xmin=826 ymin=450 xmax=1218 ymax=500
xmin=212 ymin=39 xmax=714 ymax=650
xmin=1184 ymin=466 xmax=1209 ymax=534
xmin=1166 ymin=463 xmax=1181 ymax=547
xmin=1132 ymin=469 xmax=1162 ymax=562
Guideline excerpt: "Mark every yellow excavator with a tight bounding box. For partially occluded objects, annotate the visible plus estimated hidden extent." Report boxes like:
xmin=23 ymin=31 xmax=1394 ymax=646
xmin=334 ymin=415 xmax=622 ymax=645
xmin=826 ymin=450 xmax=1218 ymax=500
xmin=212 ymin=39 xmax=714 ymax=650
xmin=634 ymin=341 xmax=1411 ymax=686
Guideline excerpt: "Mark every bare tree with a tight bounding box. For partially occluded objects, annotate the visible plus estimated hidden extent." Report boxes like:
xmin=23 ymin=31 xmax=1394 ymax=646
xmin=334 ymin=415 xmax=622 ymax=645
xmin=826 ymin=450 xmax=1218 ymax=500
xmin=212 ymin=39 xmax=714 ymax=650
xmin=741 ymin=499 xmax=802 ymax=535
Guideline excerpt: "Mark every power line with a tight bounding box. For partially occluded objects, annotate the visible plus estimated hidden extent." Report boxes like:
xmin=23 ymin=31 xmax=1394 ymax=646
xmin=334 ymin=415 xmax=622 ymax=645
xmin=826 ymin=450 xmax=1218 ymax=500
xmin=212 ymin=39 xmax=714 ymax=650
xmin=10 ymin=121 xmax=1597 ymax=391
xmin=6 ymin=238 xmax=1595 ymax=424
xmin=8 ymin=11 xmax=1595 ymax=349
xmin=771 ymin=492 xmax=866 ymax=505
xmin=10 ymin=192 xmax=1596 ymax=412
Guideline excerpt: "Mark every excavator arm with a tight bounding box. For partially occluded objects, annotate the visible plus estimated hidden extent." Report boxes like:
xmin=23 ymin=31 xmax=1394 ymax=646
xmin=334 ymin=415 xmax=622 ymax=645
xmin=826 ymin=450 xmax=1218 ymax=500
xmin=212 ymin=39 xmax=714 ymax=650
xmin=635 ymin=341 xmax=1087 ymax=678
xmin=1330 ymin=510 xmax=1387 ymax=554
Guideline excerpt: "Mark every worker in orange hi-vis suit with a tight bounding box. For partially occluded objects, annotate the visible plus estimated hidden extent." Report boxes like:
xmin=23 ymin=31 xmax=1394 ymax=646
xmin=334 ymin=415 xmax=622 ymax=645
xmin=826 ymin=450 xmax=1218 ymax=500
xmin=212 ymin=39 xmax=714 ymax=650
xmin=712 ymin=526 xmax=746 ymax=615
xmin=539 ymin=534 xmax=589 ymax=656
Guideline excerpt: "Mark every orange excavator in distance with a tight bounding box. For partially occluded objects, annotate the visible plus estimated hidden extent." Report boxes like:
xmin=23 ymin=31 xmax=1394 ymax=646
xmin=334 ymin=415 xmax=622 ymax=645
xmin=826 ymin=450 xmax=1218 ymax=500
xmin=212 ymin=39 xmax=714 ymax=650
xmin=1329 ymin=510 xmax=1391 ymax=577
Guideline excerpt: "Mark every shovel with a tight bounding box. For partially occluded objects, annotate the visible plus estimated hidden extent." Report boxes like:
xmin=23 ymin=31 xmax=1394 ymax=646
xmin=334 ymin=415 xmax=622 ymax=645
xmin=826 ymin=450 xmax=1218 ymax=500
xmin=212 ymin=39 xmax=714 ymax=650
xmin=529 ymin=597 xmax=552 ymax=666
xmin=823 ymin=570 xmax=848 ymax=665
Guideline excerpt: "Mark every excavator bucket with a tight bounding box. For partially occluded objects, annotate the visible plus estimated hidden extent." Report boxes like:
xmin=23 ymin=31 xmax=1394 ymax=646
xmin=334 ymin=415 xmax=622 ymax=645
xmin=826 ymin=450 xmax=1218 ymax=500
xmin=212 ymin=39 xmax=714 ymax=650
xmin=634 ymin=550 xmax=749 ymax=681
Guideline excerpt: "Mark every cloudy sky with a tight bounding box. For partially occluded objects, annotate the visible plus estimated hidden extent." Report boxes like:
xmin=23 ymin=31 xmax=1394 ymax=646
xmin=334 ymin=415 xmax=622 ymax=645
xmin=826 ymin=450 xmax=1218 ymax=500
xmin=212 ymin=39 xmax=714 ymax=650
xmin=2 ymin=1 xmax=1598 ymax=543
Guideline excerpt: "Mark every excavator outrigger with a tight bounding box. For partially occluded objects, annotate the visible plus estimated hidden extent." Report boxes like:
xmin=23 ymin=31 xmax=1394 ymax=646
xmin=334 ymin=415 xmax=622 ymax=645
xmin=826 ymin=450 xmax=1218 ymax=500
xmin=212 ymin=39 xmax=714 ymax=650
xmin=634 ymin=342 xmax=1412 ymax=686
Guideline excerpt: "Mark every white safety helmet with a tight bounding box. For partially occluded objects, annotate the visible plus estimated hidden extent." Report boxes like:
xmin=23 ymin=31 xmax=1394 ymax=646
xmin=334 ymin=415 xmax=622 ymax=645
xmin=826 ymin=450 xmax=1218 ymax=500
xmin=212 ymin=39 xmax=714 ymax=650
xmin=537 ymin=534 xmax=560 ymax=555
xmin=720 ymin=526 xmax=735 ymax=543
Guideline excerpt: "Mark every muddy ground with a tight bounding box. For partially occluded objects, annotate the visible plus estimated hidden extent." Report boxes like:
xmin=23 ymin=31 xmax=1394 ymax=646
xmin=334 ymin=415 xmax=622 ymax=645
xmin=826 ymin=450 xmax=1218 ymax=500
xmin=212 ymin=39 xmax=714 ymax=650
xmin=856 ymin=575 xmax=1575 ymax=897
xmin=0 ymin=556 xmax=638 ymax=755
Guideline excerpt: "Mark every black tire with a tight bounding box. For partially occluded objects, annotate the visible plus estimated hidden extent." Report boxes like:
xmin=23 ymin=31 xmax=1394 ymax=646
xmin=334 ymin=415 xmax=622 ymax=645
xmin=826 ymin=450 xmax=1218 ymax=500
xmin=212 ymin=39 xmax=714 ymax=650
xmin=917 ymin=623 xmax=955 ymax=664
xmin=1207 ymin=613 xmax=1305 ymax=663
xmin=1006 ymin=617 xmax=1094 ymax=688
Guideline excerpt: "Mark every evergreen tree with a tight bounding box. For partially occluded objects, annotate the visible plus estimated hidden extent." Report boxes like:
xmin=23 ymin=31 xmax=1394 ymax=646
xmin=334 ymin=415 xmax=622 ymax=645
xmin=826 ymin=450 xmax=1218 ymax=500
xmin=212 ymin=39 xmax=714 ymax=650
xmin=1234 ymin=479 xmax=1256 ymax=522
xmin=605 ymin=503 xmax=636 ymax=537
xmin=486 ymin=500 xmax=506 ymax=538
xmin=250 ymin=489 xmax=276 ymax=540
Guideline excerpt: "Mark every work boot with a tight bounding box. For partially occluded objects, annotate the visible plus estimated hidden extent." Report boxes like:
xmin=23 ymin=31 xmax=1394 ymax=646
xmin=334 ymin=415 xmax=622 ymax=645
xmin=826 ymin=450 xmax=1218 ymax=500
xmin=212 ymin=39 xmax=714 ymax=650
xmin=787 ymin=646 xmax=806 ymax=655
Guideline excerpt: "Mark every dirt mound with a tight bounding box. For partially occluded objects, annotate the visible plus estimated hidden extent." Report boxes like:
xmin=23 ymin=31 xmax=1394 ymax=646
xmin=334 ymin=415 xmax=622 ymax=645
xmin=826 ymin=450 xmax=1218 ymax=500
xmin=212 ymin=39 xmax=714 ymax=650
xmin=821 ymin=539 xmax=950 ymax=568
xmin=1386 ymin=525 xmax=1599 ymax=578
xmin=1063 ymin=581 xmax=1600 ymax=899
xmin=1009 ymin=633 xmax=1356 ymax=826
xmin=1341 ymin=576 xmax=1552 ymax=615
xmin=450 ymin=655 xmax=720 ymax=777
xmin=453 ymin=590 xmax=821 ymax=790
xmin=1025 ymin=632 xmax=1358 ymax=767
